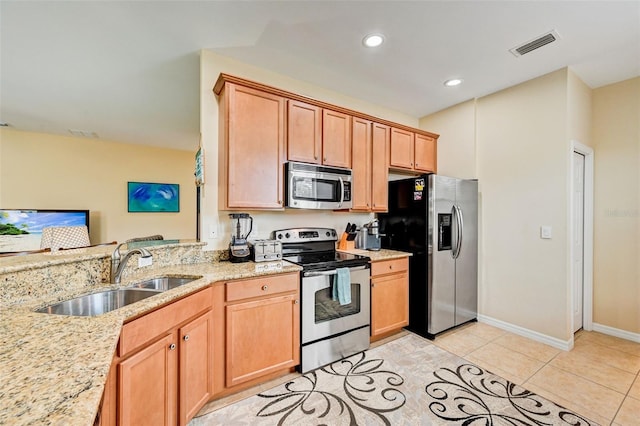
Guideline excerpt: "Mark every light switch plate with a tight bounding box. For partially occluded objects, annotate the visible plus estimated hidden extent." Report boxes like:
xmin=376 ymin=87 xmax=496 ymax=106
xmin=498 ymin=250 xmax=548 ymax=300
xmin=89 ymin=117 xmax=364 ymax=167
xmin=138 ymin=256 xmax=153 ymax=267
xmin=540 ymin=226 xmax=552 ymax=239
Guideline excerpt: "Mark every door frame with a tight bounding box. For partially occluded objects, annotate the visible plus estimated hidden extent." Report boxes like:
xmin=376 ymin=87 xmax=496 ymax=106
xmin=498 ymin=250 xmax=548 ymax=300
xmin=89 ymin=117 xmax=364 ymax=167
xmin=569 ymin=140 xmax=594 ymax=332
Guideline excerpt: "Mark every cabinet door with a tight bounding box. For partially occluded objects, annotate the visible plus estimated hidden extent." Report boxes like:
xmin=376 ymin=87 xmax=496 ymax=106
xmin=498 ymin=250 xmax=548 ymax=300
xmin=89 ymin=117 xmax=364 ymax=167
xmin=224 ymin=83 xmax=285 ymax=209
xmin=226 ymin=293 xmax=300 ymax=387
xmin=371 ymin=272 xmax=409 ymax=337
xmin=118 ymin=334 xmax=177 ymax=426
xmin=351 ymin=117 xmax=372 ymax=211
xmin=371 ymin=123 xmax=390 ymax=212
xmin=322 ymin=109 xmax=352 ymax=168
xmin=389 ymin=127 xmax=414 ymax=169
xmin=179 ymin=311 xmax=213 ymax=426
xmin=287 ymin=100 xmax=322 ymax=164
xmin=414 ymin=134 xmax=437 ymax=172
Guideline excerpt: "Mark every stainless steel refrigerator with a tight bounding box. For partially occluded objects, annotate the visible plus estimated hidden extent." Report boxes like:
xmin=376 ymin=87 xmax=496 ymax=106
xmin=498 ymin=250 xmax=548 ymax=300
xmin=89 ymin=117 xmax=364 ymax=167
xmin=378 ymin=174 xmax=478 ymax=338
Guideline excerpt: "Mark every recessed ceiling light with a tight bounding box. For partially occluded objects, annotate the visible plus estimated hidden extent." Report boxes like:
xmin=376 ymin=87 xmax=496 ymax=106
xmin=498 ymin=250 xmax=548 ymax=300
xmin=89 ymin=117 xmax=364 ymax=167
xmin=444 ymin=78 xmax=463 ymax=87
xmin=363 ymin=34 xmax=384 ymax=48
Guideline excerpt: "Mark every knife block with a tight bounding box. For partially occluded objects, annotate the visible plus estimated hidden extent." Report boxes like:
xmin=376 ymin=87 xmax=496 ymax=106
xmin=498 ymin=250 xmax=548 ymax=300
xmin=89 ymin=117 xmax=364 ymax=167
xmin=337 ymin=232 xmax=355 ymax=250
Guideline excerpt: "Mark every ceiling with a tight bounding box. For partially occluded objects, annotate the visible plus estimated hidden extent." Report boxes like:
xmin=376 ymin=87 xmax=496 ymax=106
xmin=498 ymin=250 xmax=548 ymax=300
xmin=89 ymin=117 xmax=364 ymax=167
xmin=1 ymin=1 xmax=639 ymax=151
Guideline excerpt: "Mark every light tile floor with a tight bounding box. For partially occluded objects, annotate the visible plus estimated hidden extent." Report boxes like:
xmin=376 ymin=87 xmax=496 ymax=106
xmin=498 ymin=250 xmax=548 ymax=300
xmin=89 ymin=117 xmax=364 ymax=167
xmin=432 ymin=323 xmax=640 ymax=426
xmin=195 ymin=323 xmax=640 ymax=426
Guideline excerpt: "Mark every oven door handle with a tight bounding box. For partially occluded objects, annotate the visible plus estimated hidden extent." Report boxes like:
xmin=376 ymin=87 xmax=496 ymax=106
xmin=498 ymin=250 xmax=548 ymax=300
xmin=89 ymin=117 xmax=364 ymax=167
xmin=304 ymin=265 xmax=368 ymax=277
xmin=338 ymin=176 xmax=345 ymax=208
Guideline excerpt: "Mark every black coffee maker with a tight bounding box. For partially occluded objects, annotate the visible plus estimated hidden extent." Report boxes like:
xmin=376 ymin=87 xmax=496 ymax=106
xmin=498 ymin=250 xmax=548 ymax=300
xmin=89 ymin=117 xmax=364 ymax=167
xmin=228 ymin=213 xmax=253 ymax=263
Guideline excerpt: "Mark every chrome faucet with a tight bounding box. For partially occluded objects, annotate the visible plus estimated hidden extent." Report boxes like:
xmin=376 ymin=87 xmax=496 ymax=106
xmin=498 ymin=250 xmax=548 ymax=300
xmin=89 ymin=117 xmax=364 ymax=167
xmin=111 ymin=244 xmax=152 ymax=284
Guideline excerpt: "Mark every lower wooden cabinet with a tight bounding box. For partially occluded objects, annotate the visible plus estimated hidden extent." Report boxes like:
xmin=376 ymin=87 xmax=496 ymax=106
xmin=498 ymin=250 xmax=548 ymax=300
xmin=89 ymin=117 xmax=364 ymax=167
xmin=179 ymin=311 xmax=214 ymax=423
xmin=224 ymin=273 xmax=300 ymax=388
xmin=118 ymin=334 xmax=177 ymax=426
xmin=101 ymin=287 xmax=213 ymax=426
xmin=371 ymin=257 xmax=409 ymax=339
xmin=98 ymin=272 xmax=301 ymax=425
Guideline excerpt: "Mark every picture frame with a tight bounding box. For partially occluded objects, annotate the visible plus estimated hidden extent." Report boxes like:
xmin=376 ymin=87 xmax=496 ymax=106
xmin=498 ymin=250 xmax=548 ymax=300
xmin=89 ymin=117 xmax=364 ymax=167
xmin=127 ymin=182 xmax=179 ymax=213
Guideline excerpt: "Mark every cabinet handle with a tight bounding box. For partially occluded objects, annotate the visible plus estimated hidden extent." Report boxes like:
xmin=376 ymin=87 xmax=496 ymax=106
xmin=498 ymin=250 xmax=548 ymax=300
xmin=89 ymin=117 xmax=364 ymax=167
xmin=294 ymin=299 xmax=299 ymax=304
xmin=183 ymin=335 xmax=190 ymax=342
xmin=314 ymin=155 xmax=318 ymax=160
xmin=262 ymin=285 xmax=268 ymax=291
xmin=323 ymin=157 xmax=327 ymax=162
xmin=389 ymin=265 xmax=393 ymax=269
xmin=169 ymin=343 xmax=176 ymax=351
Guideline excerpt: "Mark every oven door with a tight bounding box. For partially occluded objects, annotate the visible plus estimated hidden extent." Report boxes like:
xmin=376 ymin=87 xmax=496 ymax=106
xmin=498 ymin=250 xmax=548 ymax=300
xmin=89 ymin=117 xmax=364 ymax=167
xmin=301 ymin=265 xmax=370 ymax=344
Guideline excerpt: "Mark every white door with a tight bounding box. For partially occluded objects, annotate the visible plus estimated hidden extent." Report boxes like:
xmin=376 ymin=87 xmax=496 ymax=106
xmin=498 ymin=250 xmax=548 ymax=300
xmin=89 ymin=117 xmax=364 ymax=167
xmin=573 ymin=151 xmax=585 ymax=332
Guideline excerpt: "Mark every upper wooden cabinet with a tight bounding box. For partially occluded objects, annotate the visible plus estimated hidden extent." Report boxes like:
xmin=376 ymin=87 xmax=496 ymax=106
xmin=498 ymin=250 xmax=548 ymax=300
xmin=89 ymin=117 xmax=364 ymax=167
xmin=287 ymin=101 xmax=352 ymax=168
xmin=351 ymin=119 xmax=389 ymax=212
xmin=390 ymin=127 xmax=415 ymax=169
xmin=390 ymin=127 xmax=437 ymax=173
xmin=414 ymin=133 xmax=437 ymax=172
xmin=322 ymin=109 xmax=351 ymax=168
xmin=287 ymin=100 xmax=322 ymax=164
xmin=371 ymin=123 xmax=390 ymax=212
xmin=351 ymin=117 xmax=372 ymax=211
xmin=217 ymin=82 xmax=286 ymax=210
xmin=215 ymin=74 xmax=438 ymax=208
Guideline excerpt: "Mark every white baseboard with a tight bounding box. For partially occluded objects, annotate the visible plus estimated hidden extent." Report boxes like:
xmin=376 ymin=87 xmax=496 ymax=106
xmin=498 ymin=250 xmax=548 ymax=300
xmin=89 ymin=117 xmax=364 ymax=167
xmin=592 ymin=323 xmax=640 ymax=343
xmin=477 ymin=314 xmax=573 ymax=351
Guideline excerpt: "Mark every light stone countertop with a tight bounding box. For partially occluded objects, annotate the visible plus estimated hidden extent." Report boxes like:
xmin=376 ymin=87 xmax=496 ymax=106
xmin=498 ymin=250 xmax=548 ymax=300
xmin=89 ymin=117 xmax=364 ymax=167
xmin=0 ymin=259 xmax=301 ymax=426
xmin=338 ymin=248 xmax=412 ymax=261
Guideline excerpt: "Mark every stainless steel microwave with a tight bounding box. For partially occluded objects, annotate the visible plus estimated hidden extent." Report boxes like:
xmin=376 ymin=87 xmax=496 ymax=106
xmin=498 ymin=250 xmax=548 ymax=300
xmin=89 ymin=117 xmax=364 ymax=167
xmin=286 ymin=162 xmax=352 ymax=210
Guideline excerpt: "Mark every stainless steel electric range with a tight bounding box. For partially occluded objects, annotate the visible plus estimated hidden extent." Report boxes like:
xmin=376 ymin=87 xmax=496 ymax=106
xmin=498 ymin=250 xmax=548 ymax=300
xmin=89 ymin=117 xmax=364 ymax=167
xmin=272 ymin=227 xmax=371 ymax=373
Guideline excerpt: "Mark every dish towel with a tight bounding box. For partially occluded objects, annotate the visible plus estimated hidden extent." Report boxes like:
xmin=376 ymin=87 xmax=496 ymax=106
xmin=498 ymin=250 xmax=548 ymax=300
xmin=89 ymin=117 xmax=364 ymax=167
xmin=332 ymin=267 xmax=352 ymax=305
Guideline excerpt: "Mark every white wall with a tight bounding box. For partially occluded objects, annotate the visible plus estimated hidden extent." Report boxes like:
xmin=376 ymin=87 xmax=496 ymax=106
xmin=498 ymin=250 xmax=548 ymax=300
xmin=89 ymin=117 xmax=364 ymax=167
xmin=477 ymin=69 xmax=570 ymax=341
xmin=199 ymin=50 xmax=419 ymax=249
xmin=592 ymin=77 xmax=639 ymax=334
xmin=419 ymin=99 xmax=477 ymax=179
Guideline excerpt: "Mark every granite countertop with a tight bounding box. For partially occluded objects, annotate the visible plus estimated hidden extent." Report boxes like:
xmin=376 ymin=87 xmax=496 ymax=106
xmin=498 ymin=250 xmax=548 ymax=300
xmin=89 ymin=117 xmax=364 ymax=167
xmin=0 ymin=259 xmax=301 ymax=426
xmin=338 ymin=248 xmax=412 ymax=261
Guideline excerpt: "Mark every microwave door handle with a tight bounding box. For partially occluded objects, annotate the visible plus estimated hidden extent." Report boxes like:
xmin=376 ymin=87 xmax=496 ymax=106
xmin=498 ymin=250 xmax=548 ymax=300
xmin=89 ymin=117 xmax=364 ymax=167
xmin=338 ymin=177 xmax=344 ymax=208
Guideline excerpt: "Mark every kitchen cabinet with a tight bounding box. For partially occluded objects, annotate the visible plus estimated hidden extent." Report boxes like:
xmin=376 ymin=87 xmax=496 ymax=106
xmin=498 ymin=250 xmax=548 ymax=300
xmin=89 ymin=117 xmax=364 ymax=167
xmin=351 ymin=117 xmax=372 ymax=211
xmin=224 ymin=273 xmax=300 ymax=387
xmin=217 ymin=82 xmax=286 ymax=210
xmin=118 ymin=334 xmax=177 ymax=426
xmin=390 ymin=127 xmax=414 ymax=169
xmin=108 ymin=288 xmax=213 ymax=426
xmin=322 ymin=109 xmax=352 ymax=168
xmin=286 ymin=102 xmax=351 ymax=168
xmin=390 ymin=127 xmax=437 ymax=173
xmin=351 ymin=120 xmax=389 ymax=212
xmin=371 ymin=123 xmax=390 ymax=211
xmin=287 ymin=100 xmax=322 ymax=164
xmin=414 ymin=133 xmax=437 ymax=172
xmin=370 ymin=257 xmax=409 ymax=340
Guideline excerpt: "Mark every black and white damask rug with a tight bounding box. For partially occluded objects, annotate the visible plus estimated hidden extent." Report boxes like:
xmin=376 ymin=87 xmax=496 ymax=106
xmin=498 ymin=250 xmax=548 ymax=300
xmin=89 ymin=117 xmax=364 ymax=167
xmin=191 ymin=334 xmax=597 ymax=426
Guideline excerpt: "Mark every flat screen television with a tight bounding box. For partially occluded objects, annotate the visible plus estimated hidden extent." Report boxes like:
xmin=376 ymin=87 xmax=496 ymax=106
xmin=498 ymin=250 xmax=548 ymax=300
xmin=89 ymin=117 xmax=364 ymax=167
xmin=0 ymin=209 xmax=90 ymax=253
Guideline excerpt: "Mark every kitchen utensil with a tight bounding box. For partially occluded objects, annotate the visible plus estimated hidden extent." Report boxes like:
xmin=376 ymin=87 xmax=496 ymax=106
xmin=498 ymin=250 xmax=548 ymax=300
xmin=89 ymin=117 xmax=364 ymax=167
xmin=228 ymin=213 xmax=253 ymax=263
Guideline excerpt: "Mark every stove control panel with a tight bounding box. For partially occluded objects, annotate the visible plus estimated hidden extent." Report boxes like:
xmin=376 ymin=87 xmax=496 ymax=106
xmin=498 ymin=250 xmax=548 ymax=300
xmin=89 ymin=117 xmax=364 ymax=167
xmin=271 ymin=227 xmax=337 ymax=243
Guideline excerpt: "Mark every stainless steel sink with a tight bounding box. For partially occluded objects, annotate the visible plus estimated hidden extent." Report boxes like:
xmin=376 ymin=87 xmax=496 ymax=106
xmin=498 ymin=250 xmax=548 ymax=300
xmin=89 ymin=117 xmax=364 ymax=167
xmin=127 ymin=276 xmax=201 ymax=291
xmin=35 ymin=288 xmax=161 ymax=316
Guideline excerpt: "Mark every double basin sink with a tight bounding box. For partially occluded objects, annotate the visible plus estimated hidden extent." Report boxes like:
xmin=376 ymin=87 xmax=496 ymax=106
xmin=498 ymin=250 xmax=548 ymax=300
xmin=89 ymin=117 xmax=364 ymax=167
xmin=36 ymin=276 xmax=201 ymax=317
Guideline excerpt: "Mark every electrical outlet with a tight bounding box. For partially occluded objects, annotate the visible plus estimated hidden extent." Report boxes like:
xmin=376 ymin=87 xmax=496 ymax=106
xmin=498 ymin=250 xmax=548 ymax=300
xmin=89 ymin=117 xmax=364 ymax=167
xmin=138 ymin=256 xmax=153 ymax=267
xmin=209 ymin=223 xmax=218 ymax=239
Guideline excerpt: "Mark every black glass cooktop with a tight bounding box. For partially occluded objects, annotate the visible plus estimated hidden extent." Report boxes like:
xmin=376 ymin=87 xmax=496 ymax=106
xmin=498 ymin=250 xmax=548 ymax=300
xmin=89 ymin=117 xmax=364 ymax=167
xmin=282 ymin=251 xmax=370 ymax=271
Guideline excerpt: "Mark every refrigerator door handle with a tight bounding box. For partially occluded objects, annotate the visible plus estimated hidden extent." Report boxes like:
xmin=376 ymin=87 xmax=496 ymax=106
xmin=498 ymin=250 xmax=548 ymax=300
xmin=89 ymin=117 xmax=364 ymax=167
xmin=451 ymin=205 xmax=458 ymax=258
xmin=454 ymin=204 xmax=464 ymax=259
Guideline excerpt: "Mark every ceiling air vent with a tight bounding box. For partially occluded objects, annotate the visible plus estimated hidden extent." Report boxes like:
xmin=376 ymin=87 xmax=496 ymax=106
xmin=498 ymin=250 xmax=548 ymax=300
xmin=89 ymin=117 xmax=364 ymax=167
xmin=510 ymin=30 xmax=560 ymax=57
